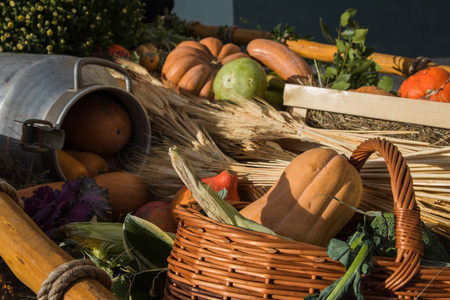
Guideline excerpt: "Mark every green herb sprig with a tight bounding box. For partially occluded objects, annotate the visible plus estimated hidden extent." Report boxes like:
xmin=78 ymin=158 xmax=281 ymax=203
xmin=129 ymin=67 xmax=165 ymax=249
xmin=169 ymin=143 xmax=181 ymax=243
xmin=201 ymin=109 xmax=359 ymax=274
xmin=318 ymin=8 xmax=393 ymax=92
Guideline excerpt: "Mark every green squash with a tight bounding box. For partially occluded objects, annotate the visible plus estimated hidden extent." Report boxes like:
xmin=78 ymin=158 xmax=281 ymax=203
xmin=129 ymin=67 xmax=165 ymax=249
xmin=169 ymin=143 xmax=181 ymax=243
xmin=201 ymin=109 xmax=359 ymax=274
xmin=213 ymin=57 xmax=267 ymax=100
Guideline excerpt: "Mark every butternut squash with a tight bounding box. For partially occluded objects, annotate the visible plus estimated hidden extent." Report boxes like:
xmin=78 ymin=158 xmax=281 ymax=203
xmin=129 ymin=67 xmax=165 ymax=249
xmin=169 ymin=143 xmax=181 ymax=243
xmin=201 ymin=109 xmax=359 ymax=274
xmin=161 ymin=37 xmax=248 ymax=99
xmin=17 ymin=172 xmax=151 ymax=221
xmin=239 ymin=148 xmax=363 ymax=247
xmin=65 ymin=149 xmax=109 ymax=177
xmin=247 ymin=39 xmax=314 ymax=84
xmin=57 ymin=149 xmax=89 ymax=180
xmin=61 ymin=91 xmax=133 ymax=156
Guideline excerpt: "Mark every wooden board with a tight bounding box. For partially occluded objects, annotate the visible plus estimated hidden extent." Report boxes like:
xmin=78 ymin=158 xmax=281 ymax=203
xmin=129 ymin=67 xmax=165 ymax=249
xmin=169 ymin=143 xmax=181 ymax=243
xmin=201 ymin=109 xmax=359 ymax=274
xmin=283 ymin=84 xmax=450 ymax=129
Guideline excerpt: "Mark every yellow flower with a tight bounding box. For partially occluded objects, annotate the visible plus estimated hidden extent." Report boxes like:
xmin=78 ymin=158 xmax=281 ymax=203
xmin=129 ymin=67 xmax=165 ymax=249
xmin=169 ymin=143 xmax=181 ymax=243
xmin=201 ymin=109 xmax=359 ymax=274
xmin=5 ymin=32 xmax=10 ymax=38
xmin=46 ymin=45 xmax=52 ymax=51
xmin=37 ymin=5 xmax=43 ymax=11
xmin=0 ymin=36 xmax=5 ymax=41
xmin=90 ymin=24 xmax=95 ymax=29
xmin=17 ymin=43 xmax=23 ymax=50
xmin=47 ymin=29 xmax=53 ymax=36
xmin=71 ymin=8 xmax=76 ymax=13
xmin=60 ymin=39 xmax=65 ymax=44
xmin=9 ymin=1 xmax=15 ymax=7
xmin=122 ymin=8 xmax=127 ymax=13
xmin=7 ymin=22 xmax=14 ymax=28
xmin=17 ymin=15 xmax=24 ymax=21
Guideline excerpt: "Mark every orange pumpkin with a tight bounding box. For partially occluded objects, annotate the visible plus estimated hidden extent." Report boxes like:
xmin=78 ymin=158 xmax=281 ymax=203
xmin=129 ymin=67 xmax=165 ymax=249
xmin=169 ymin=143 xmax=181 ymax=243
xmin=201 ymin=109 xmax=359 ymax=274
xmin=349 ymin=85 xmax=393 ymax=96
xmin=161 ymin=37 xmax=249 ymax=99
xmin=135 ymin=43 xmax=160 ymax=73
xmin=170 ymin=170 xmax=241 ymax=221
xmin=398 ymin=66 xmax=450 ymax=102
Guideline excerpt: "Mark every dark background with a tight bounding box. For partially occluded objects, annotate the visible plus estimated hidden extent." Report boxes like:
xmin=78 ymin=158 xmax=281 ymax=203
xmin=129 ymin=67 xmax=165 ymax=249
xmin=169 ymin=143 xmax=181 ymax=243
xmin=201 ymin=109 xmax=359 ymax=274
xmin=232 ymin=0 xmax=450 ymax=59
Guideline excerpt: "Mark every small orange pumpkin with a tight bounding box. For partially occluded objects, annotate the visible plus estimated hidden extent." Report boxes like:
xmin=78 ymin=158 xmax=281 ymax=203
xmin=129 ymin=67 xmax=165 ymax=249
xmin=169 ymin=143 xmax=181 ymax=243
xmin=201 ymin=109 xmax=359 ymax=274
xmin=135 ymin=43 xmax=160 ymax=73
xmin=398 ymin=66 xmax=450 ymax=102
xmin=349 ymin=85 xmax=393 ymax=96
xmin=161 ymin=37 xmax=248 ymax=99
xmin=170 ymin=170 xmax=241 ymax=221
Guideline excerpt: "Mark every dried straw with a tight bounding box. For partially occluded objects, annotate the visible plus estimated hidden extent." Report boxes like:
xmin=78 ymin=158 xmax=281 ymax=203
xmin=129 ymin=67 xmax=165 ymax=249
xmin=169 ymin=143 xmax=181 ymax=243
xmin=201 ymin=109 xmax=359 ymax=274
xmin=113 ymin=58 xmax=450 ymax=237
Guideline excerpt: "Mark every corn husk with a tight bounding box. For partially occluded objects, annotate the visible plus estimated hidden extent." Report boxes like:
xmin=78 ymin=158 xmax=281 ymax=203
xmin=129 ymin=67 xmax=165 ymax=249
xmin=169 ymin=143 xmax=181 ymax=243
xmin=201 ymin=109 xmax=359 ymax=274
xmin=169 ymin=146 xmax=279 ymax=236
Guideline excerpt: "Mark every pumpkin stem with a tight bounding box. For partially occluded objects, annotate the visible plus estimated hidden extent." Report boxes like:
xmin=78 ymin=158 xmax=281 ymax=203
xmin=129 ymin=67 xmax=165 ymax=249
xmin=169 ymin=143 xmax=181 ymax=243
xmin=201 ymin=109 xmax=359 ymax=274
xmin=210 ymin=59 xmax=222 ymax=69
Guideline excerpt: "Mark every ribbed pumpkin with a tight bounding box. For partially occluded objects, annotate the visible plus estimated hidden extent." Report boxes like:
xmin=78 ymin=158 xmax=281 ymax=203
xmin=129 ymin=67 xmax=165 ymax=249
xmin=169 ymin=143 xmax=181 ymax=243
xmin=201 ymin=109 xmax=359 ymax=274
xmin=239 ymin=148 xmax=363 ymax=247
xmin=161 ymin=37 xmax=248 ymax=99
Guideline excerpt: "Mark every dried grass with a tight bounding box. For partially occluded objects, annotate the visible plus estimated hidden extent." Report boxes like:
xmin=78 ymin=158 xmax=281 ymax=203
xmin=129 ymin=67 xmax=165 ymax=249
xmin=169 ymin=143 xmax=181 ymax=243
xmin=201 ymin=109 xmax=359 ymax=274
xmin=114 ymin=58 xmax=450 ymax=237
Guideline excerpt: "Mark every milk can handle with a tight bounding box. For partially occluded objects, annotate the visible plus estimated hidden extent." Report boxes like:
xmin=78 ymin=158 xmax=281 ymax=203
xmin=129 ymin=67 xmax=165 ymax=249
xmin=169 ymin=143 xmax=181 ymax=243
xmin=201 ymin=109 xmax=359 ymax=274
xmin=73 ymin=57 xmax=133 ymax=93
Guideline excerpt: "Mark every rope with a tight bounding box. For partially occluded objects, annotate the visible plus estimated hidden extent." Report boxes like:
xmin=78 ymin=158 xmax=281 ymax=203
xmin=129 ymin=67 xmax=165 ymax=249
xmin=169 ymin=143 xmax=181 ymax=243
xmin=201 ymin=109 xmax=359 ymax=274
xmin=408 ymin=56 xmax=432 ymax=76
xmin=0 ymin=178 xmax=20 ymax=204
xmin=223 ymin=25 xmax=240 ymax=44
xmin=37 ymin=259 xmax=112 ymax=300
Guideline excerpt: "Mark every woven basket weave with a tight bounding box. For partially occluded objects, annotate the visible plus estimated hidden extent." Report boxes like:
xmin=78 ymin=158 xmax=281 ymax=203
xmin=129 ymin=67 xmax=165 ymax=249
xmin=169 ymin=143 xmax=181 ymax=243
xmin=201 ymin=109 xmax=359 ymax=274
xmin=164 ymin=138 xmax=450 ymax=299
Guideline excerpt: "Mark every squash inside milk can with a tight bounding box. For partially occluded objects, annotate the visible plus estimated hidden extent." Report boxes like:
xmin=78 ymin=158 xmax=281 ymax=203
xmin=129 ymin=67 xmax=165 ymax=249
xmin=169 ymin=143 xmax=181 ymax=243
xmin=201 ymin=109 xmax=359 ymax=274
xmin=0 ymin=54 xmax=151 ymax=180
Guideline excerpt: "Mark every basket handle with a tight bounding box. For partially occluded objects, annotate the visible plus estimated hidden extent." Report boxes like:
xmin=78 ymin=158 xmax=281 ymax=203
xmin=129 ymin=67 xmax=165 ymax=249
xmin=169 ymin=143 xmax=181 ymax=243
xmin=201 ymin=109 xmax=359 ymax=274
xmin=348 ymin=137 xmax=423 ymax=291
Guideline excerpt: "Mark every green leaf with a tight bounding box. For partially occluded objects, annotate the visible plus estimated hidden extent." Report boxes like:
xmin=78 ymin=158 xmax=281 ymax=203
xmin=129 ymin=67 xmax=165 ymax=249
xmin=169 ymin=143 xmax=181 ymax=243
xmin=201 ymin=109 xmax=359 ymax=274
xmin=377 ymin=76 xmax=394 ymax=92
xmin=320 ymin=17 xmax=334 ymax=44
xmin=123 ymin=215 xmax=174 ymax=270
xmin=111 ymin=269 xmax=167 ymax=300
xmin=340 ymin=8 xmax=357 ymax=26
xmin=331 ymin=80 xmax=351 ymax=90
xmin=111 ymin=275 xmax=130 ymax=300
xmin=341 ymin=28 xmax=356 ymax=40
xmin=325 ymin=66 xmax=338 ymax=77
xmin=327 ymin=239 xmax=351 ymax=267
xmin=335 ymin=39 xmax=348 ymax=53
xmin=353 ymin=29 xmax=368 ymax=44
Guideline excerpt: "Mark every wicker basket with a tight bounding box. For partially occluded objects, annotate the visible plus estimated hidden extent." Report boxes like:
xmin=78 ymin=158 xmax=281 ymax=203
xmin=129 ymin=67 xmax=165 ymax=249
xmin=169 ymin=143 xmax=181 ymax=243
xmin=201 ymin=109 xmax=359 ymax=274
xmin=164 ymin=138 xmax=450 ymax=299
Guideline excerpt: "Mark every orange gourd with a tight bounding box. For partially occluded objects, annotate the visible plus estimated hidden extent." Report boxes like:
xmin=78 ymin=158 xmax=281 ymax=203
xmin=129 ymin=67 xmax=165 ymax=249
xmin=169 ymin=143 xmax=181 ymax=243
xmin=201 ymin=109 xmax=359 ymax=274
xmin=56 ymin=149 xmax=89 ymax=181
xmin=239 ymin=148 xmax=363 ymax=247
xmin=135 ymin=43 xmax=160 ymax=72
xmin=17 ymin=172 xmax=151 ymax=221
xmin=349 ymin=85 xmax=394 ymax=96
xmin=170 ymin=170 xmax=241 ymax=221
xmin=61 ymin=91 xmax=133 ymax=156
xmin=161 ymin=37 xmax=249 ymax=99
xmin=247 ymin=39 xmax=314 ymax=84
xmin=64 ymin=149 xmax=109 ymax=177
xmin=398 ymin=66 xmax=450 ymax=102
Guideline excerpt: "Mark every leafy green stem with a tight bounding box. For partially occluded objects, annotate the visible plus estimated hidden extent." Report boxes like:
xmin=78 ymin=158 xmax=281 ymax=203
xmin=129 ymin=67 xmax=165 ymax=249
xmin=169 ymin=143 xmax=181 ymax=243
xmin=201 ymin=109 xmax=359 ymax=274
xmin=325 ymin=242 xmax=372 ymax=300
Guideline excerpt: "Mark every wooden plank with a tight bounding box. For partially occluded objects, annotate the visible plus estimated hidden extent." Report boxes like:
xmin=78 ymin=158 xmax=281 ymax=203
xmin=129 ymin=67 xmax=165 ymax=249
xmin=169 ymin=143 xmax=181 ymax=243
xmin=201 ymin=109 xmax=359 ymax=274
xmin=283 ymin=84 xmax=450 ymax=129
